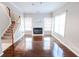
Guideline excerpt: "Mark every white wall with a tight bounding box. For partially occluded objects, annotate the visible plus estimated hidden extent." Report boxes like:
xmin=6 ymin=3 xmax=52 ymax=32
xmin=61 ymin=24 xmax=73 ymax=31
xmin=0 ymin=3 xmax=11 ymax=55
xmin=52 ymin=2 xmax=79 ymax=56
xmin=32 ymin=14 xmax=44 ymax=28
xmin=24 ymin=13 xmax=52 ymax=35
xmin=25 ymin=13 xmax=51 ymax=27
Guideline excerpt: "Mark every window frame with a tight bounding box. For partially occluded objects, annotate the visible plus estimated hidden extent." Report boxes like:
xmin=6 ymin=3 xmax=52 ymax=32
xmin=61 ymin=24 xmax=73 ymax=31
xmin=53 ymin=12 xmax=66 ymax=37
xmin=24 ymin=17 xmax=32 ymax=31
xmin=44 ymin=17 xmax=52 ymax=31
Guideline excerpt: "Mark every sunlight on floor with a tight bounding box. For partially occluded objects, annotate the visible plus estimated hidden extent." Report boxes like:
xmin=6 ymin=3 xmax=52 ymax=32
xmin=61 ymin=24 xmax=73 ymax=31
xmin=53 ymin=43 xmax=64 ymax=57
xmin=43 ymin=37 xmax=51 ymax=50
xmin=25 ymin=37 xmax=32 ymax=50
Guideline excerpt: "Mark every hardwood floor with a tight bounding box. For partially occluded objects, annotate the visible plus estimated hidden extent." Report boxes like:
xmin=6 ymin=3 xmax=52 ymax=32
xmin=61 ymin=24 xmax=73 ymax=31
xmin=2 ymin=36 xmax=77 ymax=57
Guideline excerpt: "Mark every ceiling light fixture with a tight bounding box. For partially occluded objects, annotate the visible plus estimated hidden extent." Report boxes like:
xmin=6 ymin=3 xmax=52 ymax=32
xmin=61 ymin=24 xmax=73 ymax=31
xmin=32 ymin=3 xmax=34 ymax=5
xmin=40 ymin=2 xmax=42 ymax=4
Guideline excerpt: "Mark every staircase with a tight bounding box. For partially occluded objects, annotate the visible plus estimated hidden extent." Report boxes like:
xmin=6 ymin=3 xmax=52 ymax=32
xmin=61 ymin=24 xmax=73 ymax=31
xmin=1 ymin=21 xmax=15 ymax=51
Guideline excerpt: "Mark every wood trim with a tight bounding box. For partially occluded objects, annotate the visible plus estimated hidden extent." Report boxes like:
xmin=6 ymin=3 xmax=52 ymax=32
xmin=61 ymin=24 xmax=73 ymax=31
xmin=7 ymin=7 xmax=11 ymax=17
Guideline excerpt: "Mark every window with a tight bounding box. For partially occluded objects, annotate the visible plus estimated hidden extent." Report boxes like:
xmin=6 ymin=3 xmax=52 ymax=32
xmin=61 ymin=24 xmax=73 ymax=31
xmin=54 ymin=12 xmax=66 ymax=37
xmin=44 ymin=17 xmax=52 ymax=31
xmin=25 ymin=17 xmax=32 ymax=31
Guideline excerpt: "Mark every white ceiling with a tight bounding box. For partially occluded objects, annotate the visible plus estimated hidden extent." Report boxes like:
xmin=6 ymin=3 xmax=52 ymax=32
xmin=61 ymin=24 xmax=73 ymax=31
xmin=9 ymin=2 xmax=66 ymax=14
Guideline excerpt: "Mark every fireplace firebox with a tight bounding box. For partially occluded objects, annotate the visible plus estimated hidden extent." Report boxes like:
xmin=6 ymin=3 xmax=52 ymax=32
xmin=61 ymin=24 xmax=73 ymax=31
xmin=33 ymin=28 xmax=43 ymax=34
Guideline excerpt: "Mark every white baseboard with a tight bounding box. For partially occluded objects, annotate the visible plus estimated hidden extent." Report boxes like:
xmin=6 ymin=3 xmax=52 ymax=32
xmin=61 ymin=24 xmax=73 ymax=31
xmin=52 ymin=34 xmax=79 ymax=56
xmin=0 ymin=52 xmax=3 ymax=56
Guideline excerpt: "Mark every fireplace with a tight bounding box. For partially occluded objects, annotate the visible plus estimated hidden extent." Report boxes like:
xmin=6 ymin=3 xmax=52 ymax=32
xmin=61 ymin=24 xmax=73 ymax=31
xmin=33 ymin=28 xmax=43 ymax=34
